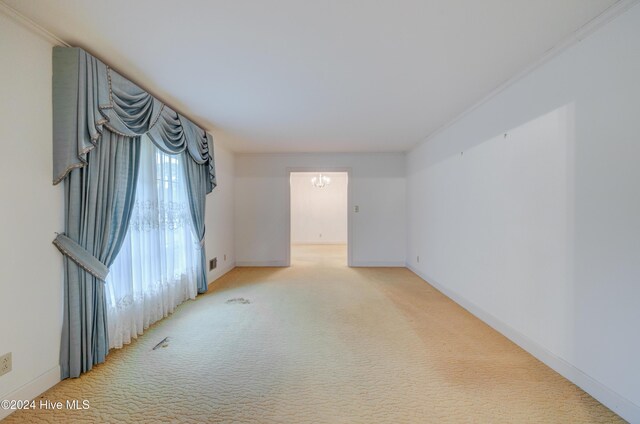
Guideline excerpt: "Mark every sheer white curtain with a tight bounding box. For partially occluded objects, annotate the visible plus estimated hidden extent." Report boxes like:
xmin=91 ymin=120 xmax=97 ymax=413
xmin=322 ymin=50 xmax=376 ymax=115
xmin=106 ymin=137 xmax=200 ymax=349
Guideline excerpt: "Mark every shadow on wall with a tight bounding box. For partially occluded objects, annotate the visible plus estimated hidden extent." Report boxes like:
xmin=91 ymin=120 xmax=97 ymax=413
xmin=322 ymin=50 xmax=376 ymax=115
xmin=410 ymin=105 xmax=573 ymax=343
xmin=409 ymin=95 xmax=640 ymax=413
xmin=409 ymin=96 xmax=576 ymax=171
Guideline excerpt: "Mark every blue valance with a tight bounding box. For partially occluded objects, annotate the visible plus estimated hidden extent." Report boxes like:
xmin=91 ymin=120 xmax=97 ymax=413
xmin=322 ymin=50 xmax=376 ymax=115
xmin=52 ymin=47 xmax=216 ymax=193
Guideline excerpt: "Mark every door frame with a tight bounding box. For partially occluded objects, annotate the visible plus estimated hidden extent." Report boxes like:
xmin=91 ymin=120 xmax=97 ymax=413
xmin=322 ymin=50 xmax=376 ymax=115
xmin=286 ymin=167 xmax=353 ymax=267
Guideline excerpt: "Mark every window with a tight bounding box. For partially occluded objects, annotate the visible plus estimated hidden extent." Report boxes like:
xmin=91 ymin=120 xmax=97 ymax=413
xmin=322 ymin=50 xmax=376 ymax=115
xmin=105 ymin=136 xmax=200 ymax=349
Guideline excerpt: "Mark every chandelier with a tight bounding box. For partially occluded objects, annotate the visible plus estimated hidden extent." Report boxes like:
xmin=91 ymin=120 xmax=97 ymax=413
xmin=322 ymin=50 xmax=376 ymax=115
xmin=311 ymin=173 xmax=331 ymax=188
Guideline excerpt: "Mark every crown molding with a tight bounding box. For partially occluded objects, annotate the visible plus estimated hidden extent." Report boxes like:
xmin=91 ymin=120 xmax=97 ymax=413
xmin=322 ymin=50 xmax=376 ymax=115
xmin=412 ymin=0 xmax=640 ymax=151
xmin=0 ymin=0 xmax=70 ymax=47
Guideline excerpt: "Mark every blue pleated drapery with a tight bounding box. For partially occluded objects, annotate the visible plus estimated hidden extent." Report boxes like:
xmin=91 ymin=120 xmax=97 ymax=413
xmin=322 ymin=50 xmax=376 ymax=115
xmin=52 ymin=47 xmax=216 ymax=378
xmin=57 ymin=132 xmax=140 ymax=378
xmin=183 ymin=149 xmax=211 ymax=294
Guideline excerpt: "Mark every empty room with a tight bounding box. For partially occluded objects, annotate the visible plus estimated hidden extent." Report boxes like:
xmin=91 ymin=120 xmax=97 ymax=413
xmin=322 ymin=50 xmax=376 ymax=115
xmin=0 ymin=0 xmax=639 ymax=423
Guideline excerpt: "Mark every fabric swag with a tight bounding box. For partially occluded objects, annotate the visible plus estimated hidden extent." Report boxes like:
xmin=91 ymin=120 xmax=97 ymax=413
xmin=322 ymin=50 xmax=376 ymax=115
xmin=52 ymin=46 xmax=216 ymax=379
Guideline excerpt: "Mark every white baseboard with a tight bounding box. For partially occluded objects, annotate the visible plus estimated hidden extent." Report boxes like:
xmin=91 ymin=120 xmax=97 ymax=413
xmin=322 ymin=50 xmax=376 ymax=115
xmin=235 ymin=260 xmax=288 ymax=267
xmin=406 ymin=264 xmax=640 ymax=424
xmin=0 ymin=365 xmax=61 ymax=421
xmin=235 ymin=260 xmax=406 ymax=268
xmin=291 ymin=242 xmax=348 ymax=245
xmin=350 ymin=261 xmax=406 ymax=267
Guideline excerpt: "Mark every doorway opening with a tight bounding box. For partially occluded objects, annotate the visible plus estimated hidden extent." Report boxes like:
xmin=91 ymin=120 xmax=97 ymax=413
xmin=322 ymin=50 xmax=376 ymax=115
xmin=288 ymin=171 xmax=350 ymax=267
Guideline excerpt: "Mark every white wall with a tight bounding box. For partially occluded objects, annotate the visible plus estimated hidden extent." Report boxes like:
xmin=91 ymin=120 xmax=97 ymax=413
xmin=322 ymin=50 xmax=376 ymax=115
xmin=0 ymin=10 xmax=236 ymax=418
xmin=235 ymin=153 xmax=406 ymax=266
xmin=407 ymin=4 xmax=640 ymax=422
xmin=205 ymin=137 xmax=236 ymax=283
xmin=0 ymin=11 xmax=63 ymax=419
xmin=290 ymin=172 xmax=348 ymax=244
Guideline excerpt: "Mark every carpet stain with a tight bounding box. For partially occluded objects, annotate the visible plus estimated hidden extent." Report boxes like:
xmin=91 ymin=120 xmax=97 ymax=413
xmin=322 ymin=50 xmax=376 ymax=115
xmin=151 ymin=337 xmax=170 ymax=350
xmin=225 ymin=297 xmax=251 ymax=304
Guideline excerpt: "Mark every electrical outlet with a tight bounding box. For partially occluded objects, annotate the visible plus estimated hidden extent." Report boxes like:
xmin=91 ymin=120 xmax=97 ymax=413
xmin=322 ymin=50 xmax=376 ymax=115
xmin=209 ymin=257 xmax=217 ymax=271
xmin=223 ymin=254 xmax=227 ymax=261
xmin=417 ymin=256 xmax=420 ymax=263
xmin=0 ymin=352 xmax=11 ymax=377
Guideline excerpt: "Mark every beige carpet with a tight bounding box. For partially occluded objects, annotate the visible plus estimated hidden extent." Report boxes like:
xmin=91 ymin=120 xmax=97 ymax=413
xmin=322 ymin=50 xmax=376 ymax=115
xmin=3 ymin=245 xmax=622 ymax=423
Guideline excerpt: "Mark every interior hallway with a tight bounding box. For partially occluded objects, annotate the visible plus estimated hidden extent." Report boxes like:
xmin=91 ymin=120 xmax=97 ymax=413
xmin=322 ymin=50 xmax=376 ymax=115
xmin=291 ymin=243 xmax=348 ymax=266
xmin=3 ymin=245 xmax=621 ymax=423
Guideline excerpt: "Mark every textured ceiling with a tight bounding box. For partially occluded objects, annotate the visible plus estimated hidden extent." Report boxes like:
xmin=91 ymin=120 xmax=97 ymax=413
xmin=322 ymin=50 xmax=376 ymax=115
xmin=3 ymin=0 xmax=619 ymax=152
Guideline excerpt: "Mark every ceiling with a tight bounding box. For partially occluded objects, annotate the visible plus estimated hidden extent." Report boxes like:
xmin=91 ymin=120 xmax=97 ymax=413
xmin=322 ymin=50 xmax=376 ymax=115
xmin=3 ymin=0 xmax=619 ymax=152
